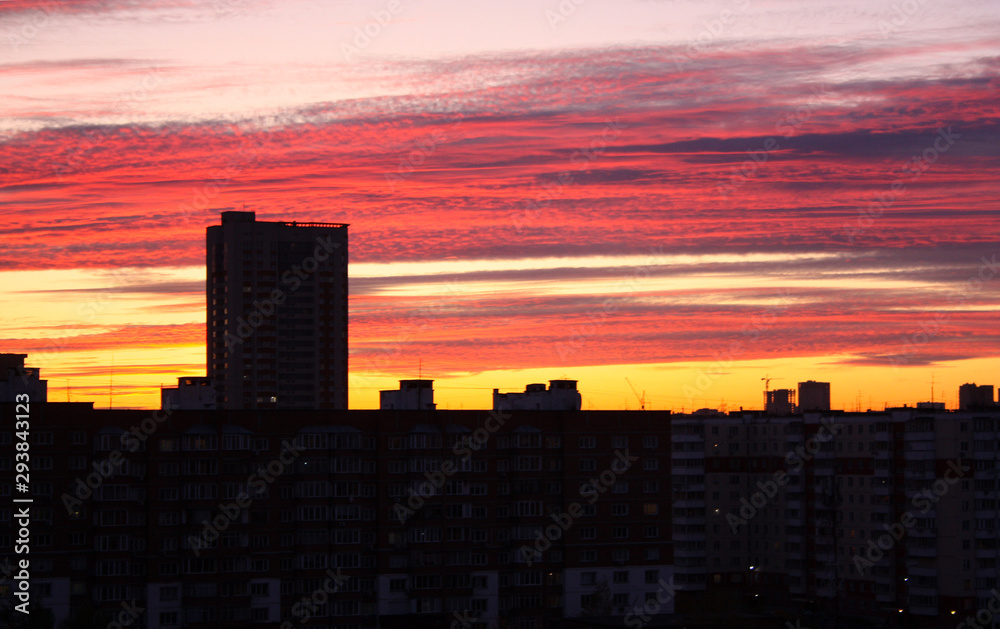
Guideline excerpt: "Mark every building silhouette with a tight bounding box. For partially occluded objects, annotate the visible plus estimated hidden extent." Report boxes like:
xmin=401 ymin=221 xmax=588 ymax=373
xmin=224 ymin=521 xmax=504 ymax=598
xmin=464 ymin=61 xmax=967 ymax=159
xmin=764 ymin=388 xmax=795 ymax=415
xmin=798 ymin=380 xmax=831 ymax=412
xmin=380 ymin=379 xmax=436 ymax=410
xmin=8 ymin=397 xmax=1000 ymax=629
xmin=160 ymin=376 xmax=215 ymax=410
xmin=0 ymin=352 xmax=47 ymax=402
xmin=958 ymin=382 xmax=995 ymax=410
xmin=493 ymin=380 xmax=582 ymax=411
xmin=207 ymin=211 xmax=348 ymax=409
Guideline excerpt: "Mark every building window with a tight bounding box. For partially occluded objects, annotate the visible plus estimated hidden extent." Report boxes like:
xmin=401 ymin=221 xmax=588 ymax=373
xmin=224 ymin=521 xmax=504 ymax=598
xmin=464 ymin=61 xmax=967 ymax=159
xmin=579 ymin=436 xmax=596 ymax=449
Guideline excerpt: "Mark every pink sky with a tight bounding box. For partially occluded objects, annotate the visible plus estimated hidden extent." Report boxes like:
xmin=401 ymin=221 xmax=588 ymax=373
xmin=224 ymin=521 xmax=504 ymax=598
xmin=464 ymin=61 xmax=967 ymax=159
xmin=1 ymin=0 xmax=999 ymax=410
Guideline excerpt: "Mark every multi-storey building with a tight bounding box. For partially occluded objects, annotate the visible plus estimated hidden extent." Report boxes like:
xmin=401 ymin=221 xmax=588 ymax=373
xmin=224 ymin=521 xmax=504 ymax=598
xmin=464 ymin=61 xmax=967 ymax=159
xmin=207 ymin=211 xmax=348 ymax=410
xmin=5 ymin=400 xmax=1000 ymax=629
xmin=959 ymin=383 xmax=996 ymax=410
xmin=1 ymin=403 xmax=673 ymax=629
xmin=0 ymin=353 xmax=47 ymax=403
xmin=671 ymin=407 xmax=1000 ymax=629
xmin=798 ymin=380 xmax=831 ymax=412
xmin=493 ymin=381 xmax=582 ymax=412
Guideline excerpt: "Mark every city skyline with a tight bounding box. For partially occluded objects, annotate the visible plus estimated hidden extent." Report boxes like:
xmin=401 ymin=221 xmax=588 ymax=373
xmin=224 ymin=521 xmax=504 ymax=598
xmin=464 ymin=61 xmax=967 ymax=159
xmin=1 ymin=0 xmax=999 ymax=411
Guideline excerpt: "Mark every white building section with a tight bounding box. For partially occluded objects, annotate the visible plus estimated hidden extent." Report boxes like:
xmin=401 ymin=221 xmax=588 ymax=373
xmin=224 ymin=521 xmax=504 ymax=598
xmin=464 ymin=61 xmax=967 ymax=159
xmin=493 ymin=380 xmax=581 ymax=411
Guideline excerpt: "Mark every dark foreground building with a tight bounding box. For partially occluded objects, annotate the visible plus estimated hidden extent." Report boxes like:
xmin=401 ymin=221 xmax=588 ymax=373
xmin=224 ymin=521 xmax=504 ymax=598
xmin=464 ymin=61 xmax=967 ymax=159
xmin=3 ymin=403 xmax=1000 ymax=629
xmin=207 ymin=211 xmax=349 ymax=410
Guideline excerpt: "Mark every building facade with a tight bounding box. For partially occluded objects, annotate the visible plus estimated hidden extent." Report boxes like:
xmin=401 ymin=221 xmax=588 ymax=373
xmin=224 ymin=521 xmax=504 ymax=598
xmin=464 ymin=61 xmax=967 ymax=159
xmin=797 ymin=380 xmax=831 ymax=412
xmin=4 ymin=403 xmax=1000 ymax=629
xmin=0 ymin=353 xmax=47 ymax=403
xmin=493 ymin=381 xmax=582 ymax=412
xmin=959 ymin=383 xmax=996 ymax=410
xmin=2 ymin=404 xmax=673 ymax=629
xmin=206 ymin=211 xmax=348 ymax=410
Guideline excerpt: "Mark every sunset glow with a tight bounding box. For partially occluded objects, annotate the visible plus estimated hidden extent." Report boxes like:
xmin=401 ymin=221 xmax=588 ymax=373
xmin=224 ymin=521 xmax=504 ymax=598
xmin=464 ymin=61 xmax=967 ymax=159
xmin=2 ymin=0 xmax=999 ymax=410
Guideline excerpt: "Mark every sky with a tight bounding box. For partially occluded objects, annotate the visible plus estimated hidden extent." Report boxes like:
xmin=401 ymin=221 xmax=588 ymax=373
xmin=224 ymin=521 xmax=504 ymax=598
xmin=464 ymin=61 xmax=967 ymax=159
xmin=1 ymin=0 xmax=998 ymax=411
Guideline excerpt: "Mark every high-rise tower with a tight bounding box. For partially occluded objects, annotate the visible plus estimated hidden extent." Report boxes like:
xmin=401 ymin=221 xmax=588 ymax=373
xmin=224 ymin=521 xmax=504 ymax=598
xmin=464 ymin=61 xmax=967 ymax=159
xmin=207 ymin=211 xmax=348 ymax=409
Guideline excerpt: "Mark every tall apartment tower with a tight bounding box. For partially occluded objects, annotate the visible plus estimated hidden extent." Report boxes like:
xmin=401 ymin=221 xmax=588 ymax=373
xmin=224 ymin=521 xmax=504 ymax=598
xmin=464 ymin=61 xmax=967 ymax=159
xmin=798 ymin=380 xmax=831 ymax=411
xmin=958 ymin=382 xmax=995 ymax=410
xmin=207 ymin=211 xmax=348 ymax=409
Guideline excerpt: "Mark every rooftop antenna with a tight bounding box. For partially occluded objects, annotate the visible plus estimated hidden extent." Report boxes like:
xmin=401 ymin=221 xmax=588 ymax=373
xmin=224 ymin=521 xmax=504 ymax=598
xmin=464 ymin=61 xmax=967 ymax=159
xmin=418 ymin=358 xmax=422 ymax=379
xmin=930 ymin=373 xmax=935 ymax=404
xmin=109 ymin=355 xmax=114 ymax=410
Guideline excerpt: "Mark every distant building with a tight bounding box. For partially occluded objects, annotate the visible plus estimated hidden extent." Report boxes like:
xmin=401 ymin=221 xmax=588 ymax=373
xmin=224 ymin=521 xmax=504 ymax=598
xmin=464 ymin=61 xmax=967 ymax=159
xmin=916 ymin=401 xmax=945 ymax=410
xmin=160 ymin=376 xmax=216 ymax=410
xmin=380 ymin=379 xmax=436 ymax=410
xmin=959 ymin=383 xmax=995 ymax=410
xmin=493 ymin=379 xmax=581 ymax=411
xmin=0 ymin=353 xmax=46 ymax=402
xmin=765 ymin=388 xmax=795 ymax=415
xmin=798 ymin=380 xmax=830 ymax=411
xmin=207 ymin=211 xmax=348 ymax=409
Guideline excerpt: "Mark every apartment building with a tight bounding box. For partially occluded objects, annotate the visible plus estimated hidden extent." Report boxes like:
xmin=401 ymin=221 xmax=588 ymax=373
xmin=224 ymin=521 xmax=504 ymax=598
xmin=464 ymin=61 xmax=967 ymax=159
xmin=0 ymin=403 xmax=674 ymax=629
xmin=207 ymin=211 xmax=349 ymax=410
xmin=671 ymin=407 xmax=1000 ymax=629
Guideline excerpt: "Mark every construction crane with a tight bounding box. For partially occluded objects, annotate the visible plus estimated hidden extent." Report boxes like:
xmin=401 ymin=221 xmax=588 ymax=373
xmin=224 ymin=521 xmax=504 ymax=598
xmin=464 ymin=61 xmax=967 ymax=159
xmin=761 ymin=374 xmax=782 ymax=409
xmin=625 ymin=378 xmax=646 ymax=411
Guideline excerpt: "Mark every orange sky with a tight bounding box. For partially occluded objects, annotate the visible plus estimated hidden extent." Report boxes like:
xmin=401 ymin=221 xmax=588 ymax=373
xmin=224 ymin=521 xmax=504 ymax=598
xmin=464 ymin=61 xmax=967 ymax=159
xmin=2 ymin=0 xmax=999 ymax=410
